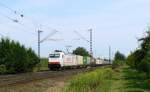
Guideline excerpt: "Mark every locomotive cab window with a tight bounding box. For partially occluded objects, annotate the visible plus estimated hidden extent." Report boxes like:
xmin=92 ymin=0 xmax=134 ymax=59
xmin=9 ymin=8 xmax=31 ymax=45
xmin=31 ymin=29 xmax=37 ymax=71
xmin=49 ymin=54 xmax=60 ymax=58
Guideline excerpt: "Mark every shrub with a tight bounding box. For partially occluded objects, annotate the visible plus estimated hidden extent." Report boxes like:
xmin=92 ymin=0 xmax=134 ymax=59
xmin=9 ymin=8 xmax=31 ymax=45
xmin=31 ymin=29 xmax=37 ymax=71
xmin=126 ymin=53 xmax=135 ymax=68
xmin=112 ymin=60 xmax=123 ymax=69
xmin=114 ymin=51 xmax=126 ymax=61
xmin=0 ymin=38 xmax=39 ymax=74
xmin=112 ymin=51 xmax=126 ymax=69
xmin=0 ymin=64 xmax=7 ymax=74
xmin=137 ymin=55 xmax=150 ymax=76
xmin=126 ymin=30 xmax=150 ymax=77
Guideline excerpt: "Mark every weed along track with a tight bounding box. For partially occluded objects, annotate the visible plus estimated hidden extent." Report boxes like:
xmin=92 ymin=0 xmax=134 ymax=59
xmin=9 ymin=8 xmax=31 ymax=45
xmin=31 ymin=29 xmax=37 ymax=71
xmin=0 ymin=67 xmax=101 ymax=87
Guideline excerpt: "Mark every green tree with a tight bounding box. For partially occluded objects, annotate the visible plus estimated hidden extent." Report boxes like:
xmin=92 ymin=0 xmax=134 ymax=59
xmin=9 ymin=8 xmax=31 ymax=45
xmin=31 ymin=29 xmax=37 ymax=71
xmin=126 ymin=29 xmax=150 ymax=76
xmin=73 ymin=47 xmax=90 ymax=56
xmin=138 ymin=55 xmax=150 ymax=76
xmin=0 ymin=38 xmax=39 ymax=74
xmin=136 ymin=31 xmax=150 ymax=76
xmin=112 ymin=51 xmax=126 ymax=68
xmin=114 ymin=51 xmax=126 ymax=61
xmin=126 ymin=52 xmax=136 ymax=68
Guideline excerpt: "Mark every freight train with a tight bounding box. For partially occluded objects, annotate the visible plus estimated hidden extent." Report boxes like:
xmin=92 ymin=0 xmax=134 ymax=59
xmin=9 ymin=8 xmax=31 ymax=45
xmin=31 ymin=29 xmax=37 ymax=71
xmin=48 ymin=50 xmax=109 ymax=70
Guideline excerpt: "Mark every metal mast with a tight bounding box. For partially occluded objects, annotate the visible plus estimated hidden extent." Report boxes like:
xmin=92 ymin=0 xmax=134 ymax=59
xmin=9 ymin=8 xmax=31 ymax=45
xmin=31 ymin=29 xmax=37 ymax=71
xmin=38 ymin=30 xmax=43 ymax=62
xmin=74 ymin=29 xmax=93 ymax=62
xmin=89 ymin=29 xmax=93 ymax=62
xmin=109 ymin=45 xmax=111 ymax=64
xmin=37 ymin=30 xmax=59 ymax=62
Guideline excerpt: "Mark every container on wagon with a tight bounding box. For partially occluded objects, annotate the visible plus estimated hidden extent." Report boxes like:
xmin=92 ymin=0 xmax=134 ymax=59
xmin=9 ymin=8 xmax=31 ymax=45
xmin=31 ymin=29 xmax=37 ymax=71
xmin=96 ymin=59 xmax=103 ymax=65
xmin=83 ymin=56 xmax=91 ymax=65
xmin=76 ymin=55 xmax=83 ymax=65
xmin=63 ymin=54 xmax=77 ymax=66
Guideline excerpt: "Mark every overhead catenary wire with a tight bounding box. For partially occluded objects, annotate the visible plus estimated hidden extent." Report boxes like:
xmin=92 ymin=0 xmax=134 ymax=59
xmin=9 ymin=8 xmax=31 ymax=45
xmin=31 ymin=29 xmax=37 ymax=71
xmin=0 ymin=2 xmax=24 ymax=18
xmin=0 ymin=1 xmax=69 ymax=60
xmin=0 ymin=2 xmax=64 ymax=44
xmin=0 ymin=2 xmax=70 ymax=55
xmin=40 ymin=30 xmax=59 ymax=43
xmin=0 ymin=2 xmax=63 ymax=41
xmin=0 ymin=2 xmax=39 ymax=28
xmin=74 ymin=29 xmax=93 ymax=62
xmin=0 ymin=2 xmax=55 ymax=31
xmin=0 ymin=2 xmax=37 ymax=35
xmin=0 ymin=11 xmax=37 ymax=36
xmin=47 ymin=38 xmax=63 ymax=41
xmin=74 ymin=30 xmax=90 ymax=43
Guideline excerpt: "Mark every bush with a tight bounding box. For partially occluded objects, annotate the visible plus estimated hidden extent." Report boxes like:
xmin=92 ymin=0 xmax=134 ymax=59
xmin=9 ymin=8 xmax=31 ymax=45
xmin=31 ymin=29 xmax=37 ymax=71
xmin=114 ymin=51 xmax=126 ymax=61
xmin=126 ymin=53 xmax=135 ymax=68
xmin=0 ymin=64 xmax=7 ymax=74
xmin=112 ymin=60 xmax=123 ymax=69
xmin=138 ymin=55 xmax=150 ymax=76
xmin=0 ymin=38 xmax=39 ymax=74
xmin=126 ymin=30 xmax=150 ymax=77
xmin=112 ymin=51 xmax=126 ymax=69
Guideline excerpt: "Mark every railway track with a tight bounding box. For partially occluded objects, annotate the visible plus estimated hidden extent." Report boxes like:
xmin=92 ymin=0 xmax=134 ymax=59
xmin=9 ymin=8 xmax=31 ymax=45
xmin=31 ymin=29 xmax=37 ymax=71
xmin=0 ymin=66 xmax=102 ymax=87
xmin=0 ymin=65 xmax=110 ymax=87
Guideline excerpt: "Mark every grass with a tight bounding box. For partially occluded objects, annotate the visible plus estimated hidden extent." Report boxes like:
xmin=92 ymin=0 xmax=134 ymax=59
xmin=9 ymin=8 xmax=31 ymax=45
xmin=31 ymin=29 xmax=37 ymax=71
xmin=2 ymin=65 xmax=150 ymax=92
xmin=110 ymin=67 xmax=126 ymax=92
xmin=64 ymin=67 xmax=113 ymax=92
xmin=34 ymin=58 xmax=49 ymax=72
xmin=110 ymin=66 xmax=150 ymax=92
xmin=123 ymin=67 xmax=150 ymax=92
xmin=64 ymin=66 xmax=150 ymax=92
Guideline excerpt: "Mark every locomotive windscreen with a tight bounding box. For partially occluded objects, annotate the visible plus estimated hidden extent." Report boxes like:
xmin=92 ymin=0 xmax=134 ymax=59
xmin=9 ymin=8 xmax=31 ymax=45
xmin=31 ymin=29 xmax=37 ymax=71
xmin=49 ymin=54 xmax=60 ymax=58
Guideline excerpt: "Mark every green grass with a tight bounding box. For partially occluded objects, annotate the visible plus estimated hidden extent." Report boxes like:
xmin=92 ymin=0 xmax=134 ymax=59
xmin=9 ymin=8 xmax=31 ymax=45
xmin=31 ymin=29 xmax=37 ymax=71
xmin=64 ymin=66 xmax=150 ymax=92
xmin=122 ymin=67 xmax=150 ymax=92
xmin=64 ymin=67 xmax=112 ymax=92
xmin=110 ymin=67 xmax=125 ymax=92
xmin=34 ymin=58 xmax=49 ymax=72
xmin=110 ymin=66 xmax=150 ymax=92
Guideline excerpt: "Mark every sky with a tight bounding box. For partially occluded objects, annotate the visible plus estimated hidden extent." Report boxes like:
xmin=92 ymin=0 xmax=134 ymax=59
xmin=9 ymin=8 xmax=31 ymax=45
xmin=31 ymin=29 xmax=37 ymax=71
xmin=0 ymin=0 xmax=150 ymax=58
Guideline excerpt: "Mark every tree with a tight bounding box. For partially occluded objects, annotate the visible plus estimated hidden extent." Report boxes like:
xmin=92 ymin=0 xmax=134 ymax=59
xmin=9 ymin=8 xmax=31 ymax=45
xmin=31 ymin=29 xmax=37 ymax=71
xmin=0 ymin=38 xmax=39 ymax=74
xmin=126 ymin=52 xmax=136 ymax=68
xmin=126 ymin=29 xmax=150 ymax=76
xmin=135 ymin=31 xmax=150 ymax=76
xmin=112 ymin=51 xmax=126 ymax=69
xmin=114 ymin=51 xmax=126 ymax=61
xmin=138 ymin=55 xmax=150 ymax=76
xmin=73 ymin=47 xmax=90 ymax=56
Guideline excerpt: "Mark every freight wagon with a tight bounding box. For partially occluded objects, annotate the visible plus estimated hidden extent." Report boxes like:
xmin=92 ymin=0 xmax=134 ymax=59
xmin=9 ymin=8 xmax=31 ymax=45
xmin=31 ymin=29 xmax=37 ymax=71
xmin=48 ymin=51 xmax=91 ymax=70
